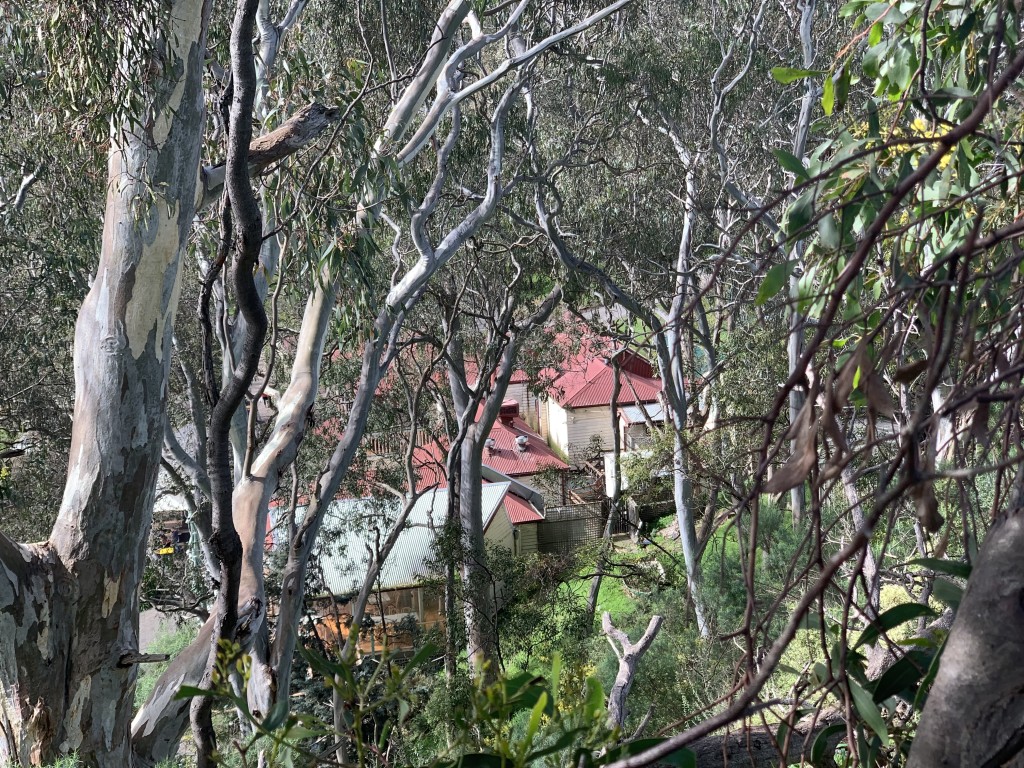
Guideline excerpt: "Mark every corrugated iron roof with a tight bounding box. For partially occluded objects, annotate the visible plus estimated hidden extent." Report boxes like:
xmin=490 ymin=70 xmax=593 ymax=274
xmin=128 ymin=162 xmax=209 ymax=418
xmin=620 ymin=402 xmax=666 ymax=425
xmin=483 ymin=415 xmax=569 ymax=477
xmin=504 ymin=492 xmax=544 ymax=523
xmin=309 ymin=483 xmax=511 ymax=595
xmin=541 ymin=326 xmax=660 ymax=409
xmin=557 ymin=365 xmax=662 ymax=409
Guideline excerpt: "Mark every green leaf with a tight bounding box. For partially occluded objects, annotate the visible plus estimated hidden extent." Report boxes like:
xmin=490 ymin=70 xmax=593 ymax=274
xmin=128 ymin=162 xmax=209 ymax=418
xmin=174 ymin=685 xmax=213 ymax=700
xmin=809 ymin=723 xmax=846 ymax=765
xmin=756 ymin=261 xmax=797 ymax=305
xmin=866 ymin=2 xmax=906 ymax=23
xmin=855 ymin=603 xmax=936 ymax=649
xmin=783 ymin=191 xmax=815 ymax=236
xmin=868 ymin=20 xmax=883 ymax=45
xmin=818 ymin=214 xmax=840 ymax=250
xmin=931 ymin=577 xmax=964 ymax=608
xmin=887 ymin=43 xmax=914 ymax=92
xmin=549 ymin=653 xmax=562 ymax=706
xmin=822 ymin=74 xmax=835 ymax=115
xmin=849 ymin=679 xmax=889 ymax=746
xmin=872 ymin=650 xmax=932 ymax=702
xmin=398 ymin=642 xmax=438 ymax=682
xmin=835 ymin=64 xmax=851 ymax=111
xmin=262 ymin=699 xmax=289 ymax=732
xmin=866 ymin=99 xmax=881 ymax=138
xmin=907 ymin=557 xmax=972 ymax=579
xmin=776 ymin=720 xmax=791 ymax=752
xmin=839 ymin=0 xmax=869 ymax=17
xmin=523 ymin=691 xmax=548 ymax=750
xmin=863 ymin=42 xmax=888 ymax=79
xmin=298 ymin=641 xmax=355 ymax=692
xmin=774 ymin=149 xmax=809 ymax=180
xmin=505 ymin=674 xmax=552 ymax=716
xmin=584 ymin=677 xmax=605 ymax=720
xmin=527 ymin=728 xmax=586 ymax=761
xmin=771 ymin=67 xmax=825 ymax=84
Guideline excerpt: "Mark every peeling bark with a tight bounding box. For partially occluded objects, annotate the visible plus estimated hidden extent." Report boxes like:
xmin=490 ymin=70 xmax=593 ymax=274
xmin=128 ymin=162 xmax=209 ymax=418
xmin=0 ymin=2 xmax=213 ymax=765
xmin=0 ymin=539 xmax=72 ymax=765
xmin=197 ymin=102 xmax=341 ymax=210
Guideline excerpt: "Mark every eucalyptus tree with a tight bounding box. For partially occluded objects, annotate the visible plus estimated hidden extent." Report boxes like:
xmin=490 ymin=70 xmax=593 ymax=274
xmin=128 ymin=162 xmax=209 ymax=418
xmin=140 ymin=0 xmax=631 ymax=762
xmin=433 ymin=249 xmax=562 ymax=677
xmin=0 ymin=0 xmax=631 ymax=765
xmin=0 ymin=42 xmax=104 ymax=543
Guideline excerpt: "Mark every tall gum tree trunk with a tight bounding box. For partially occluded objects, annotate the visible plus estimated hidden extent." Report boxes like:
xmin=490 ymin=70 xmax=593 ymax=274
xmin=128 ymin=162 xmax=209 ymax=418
xmin=908 ymin=487 xmax=1024 ymax=768
xmin=0 ymin=2 xmax=212 ymax=765
xmin=459 ymin=437 xmax=498 ymax=677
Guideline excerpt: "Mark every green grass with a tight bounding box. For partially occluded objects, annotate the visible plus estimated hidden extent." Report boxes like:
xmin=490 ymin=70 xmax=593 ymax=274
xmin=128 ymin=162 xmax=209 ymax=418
xmin=134 ymin=619 xmax=199 ymax=709
xmin=589 ymin=569 xmax=633 ymax=623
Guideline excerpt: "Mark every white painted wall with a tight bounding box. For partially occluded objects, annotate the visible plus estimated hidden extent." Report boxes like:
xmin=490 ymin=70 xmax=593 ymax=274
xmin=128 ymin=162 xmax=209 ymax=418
xmin=565 ymin=406 xmax=615 ymax=460
xmin=546 ymin=401 xmax=570 ymax=457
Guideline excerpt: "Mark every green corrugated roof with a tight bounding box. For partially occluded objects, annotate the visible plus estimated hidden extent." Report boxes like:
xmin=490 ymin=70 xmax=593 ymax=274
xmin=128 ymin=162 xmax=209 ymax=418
xmin=311 ymin=483 xmax=510 ymax=595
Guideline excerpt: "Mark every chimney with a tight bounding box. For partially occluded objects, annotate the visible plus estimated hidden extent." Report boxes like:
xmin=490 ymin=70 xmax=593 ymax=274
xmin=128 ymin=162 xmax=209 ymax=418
xmin=499 ymin=398 xmax=520 ymax=425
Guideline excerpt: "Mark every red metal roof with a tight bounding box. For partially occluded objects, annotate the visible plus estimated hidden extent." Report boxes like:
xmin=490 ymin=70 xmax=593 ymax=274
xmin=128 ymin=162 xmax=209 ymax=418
xmin=483 ymin=415 xmax=569 ymax=476
xmin=553 ymin=361 xmax=661 ymax=408
xmin=542 ymin=327 xmax=661 ymax=409
xmin=412 ymin=443 xmax=448 ymax=491
xmin=503 ymin=492 xmax=544 ymax=524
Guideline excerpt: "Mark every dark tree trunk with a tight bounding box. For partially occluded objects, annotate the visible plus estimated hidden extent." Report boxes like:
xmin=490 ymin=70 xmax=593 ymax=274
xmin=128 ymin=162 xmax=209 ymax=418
xmin=909 ymin=486 xmax=1024 ymax=768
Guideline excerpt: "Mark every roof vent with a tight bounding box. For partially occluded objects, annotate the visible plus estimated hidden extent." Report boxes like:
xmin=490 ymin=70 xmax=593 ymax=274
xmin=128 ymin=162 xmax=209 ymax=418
xmin=484 ymin=437 xmax=497 ymax=451
xmin=515 ymin=435 xmax=528 ymax=452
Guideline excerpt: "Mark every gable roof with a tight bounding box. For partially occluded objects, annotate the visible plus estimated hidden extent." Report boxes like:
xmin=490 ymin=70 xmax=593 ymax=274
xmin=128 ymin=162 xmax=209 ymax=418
xmin=550 ymin=356 xmax=662 ymax=409
xmin=312 ymin=483 xmax=511 ymax=595
xmin=543 ymin=327 xmax=662 ymax=409
xmin=503 ymin=493 xmax=544 ymax=523
xmin=560 ymin=366 xmax=662 ymax=408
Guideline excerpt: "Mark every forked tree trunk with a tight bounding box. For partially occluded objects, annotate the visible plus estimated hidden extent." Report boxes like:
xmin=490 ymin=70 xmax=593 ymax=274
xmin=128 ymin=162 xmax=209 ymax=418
xmin=0 ymin=2 xmax=212 ymax=764
xmin=603 ymin=612 xmax=663 ymax=731
xmin=445 ymin=286 xmax=562 ymax=679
